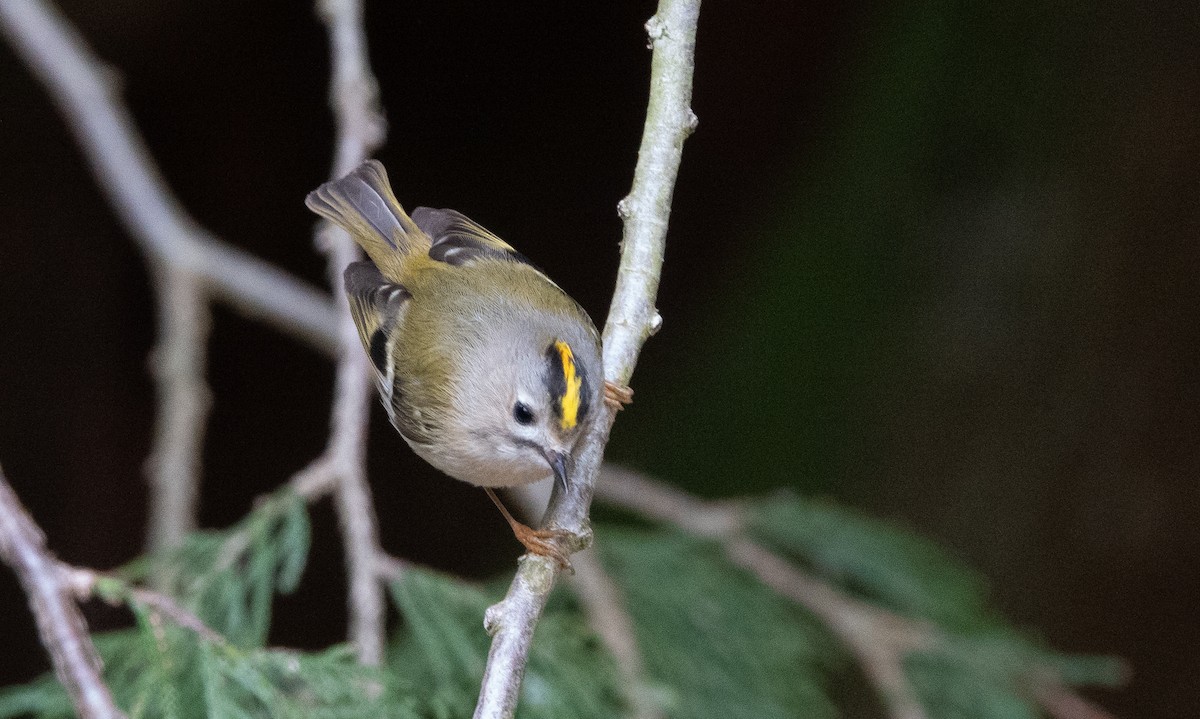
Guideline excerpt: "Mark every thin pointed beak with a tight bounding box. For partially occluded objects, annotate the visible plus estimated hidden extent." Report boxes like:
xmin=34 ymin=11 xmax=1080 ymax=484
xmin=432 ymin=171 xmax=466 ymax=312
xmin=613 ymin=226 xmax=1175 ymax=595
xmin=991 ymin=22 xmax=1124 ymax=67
xmin=546 ymin=450 xmax=570 ymax=492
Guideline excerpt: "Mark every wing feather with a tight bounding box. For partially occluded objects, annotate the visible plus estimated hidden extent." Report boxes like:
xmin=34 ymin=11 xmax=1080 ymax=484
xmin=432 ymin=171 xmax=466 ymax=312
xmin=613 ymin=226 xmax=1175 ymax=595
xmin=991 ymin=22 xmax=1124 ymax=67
xmin=411 ymin=207 xmax=534 ymax=267
xmin=343 ymin=261 xmax=433 ymax=444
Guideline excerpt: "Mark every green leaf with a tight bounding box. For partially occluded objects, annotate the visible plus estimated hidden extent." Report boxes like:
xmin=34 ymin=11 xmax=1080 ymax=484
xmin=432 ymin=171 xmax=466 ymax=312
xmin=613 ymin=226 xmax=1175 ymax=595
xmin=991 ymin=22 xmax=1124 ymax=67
xmin=597 ymin=527 xmax=839 ymax=719
xmin=0 ymin=675 xmax=72 ymax=719
xmin=0 ymin=627 xmax=399 ymax=719
xmin=1043 ymin=652 xmax=1127 ymax=688
xmin=120 ymin=490 xmax=312 ymax=647
xmin=746 ymin=494 xmax=1125 ymax=708
xmin=748 ymin=492 xmax=993 ymax=631
xmin=0 ymin=486 xmax=1123 ymax=719
xmin=387 ymin=568 xmax=624 ymax=719
xmin=906 ymin=649 xmax=1041 ymax=719
xmin=276 ymin=495 xmax=312 ymax=593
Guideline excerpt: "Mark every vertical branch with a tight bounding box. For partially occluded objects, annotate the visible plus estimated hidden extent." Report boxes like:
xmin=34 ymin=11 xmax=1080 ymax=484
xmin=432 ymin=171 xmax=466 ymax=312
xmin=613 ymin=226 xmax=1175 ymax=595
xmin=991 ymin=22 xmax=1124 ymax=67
xmin=313 ymin=0 xmax=388 ymax=667
xmin=510 ymin=485 xmax=662 ymax=719
xmin=602 ymin=5 xmax=700 ymax=381
xmin=0 ymin=0 xmax=340 ymax=354
xmin=143 ymin=264 xmax=212 ymax=569
xmin=0 ymin=467 xmax=127 ymax=719
xmin=321 ymin=313 xmax=384 ymax=667
xmin=500 ymin=486 xmax=662 ymax=719
xmin=317 ymin=0 xmax=386 ymax=178
xmin=473 ymin=2 xmax=701 ymax=717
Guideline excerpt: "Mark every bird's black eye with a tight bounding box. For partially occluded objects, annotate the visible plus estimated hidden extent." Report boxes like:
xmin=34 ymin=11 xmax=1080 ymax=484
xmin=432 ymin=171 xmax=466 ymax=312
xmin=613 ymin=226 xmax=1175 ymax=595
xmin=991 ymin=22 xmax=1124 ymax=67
xmin=513 ymin=402 xmax=535 ymax=425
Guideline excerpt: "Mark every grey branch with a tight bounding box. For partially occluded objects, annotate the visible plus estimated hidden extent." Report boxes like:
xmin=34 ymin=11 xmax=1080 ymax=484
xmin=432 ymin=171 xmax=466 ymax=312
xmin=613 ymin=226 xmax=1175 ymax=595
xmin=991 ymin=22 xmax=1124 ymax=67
xmin=0 ymin=0 xmax=339 ymax=355
xmin=0 ymin=467 xmax=127 ymax=719
xmin=312 ymin=0 xmax=388 ymax=667
xmin=472 ymin=1 xmax=701 ymax=717
xmin=568 ymin=549 xmax=665 ymax=719
xmin=143 ymin=265 xmax=212 ymax=572
xmin=57 ymin=563 xmax=226 ymax=645
xmin=594 ymin=465 xmax=1118 ymax=719
xmin=509 ymin=483 xmax=662 ymax=719
xmin=1034 ymin=681 xmax=1121 ymax=719
xmin=0 ymin=0 xmax=388 ymax=665
xmin=724 ymin=539 xmax=933 ymax=719
xmin=0 ymin=0 xmax=340 ymax=590
xmin=595 ymin=466 xmax=931 ymax=719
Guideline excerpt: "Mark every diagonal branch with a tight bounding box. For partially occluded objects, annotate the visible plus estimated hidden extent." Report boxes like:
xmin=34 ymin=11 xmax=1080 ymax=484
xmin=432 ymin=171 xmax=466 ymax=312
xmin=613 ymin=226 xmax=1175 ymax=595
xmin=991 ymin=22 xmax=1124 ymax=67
xmin=0 ymin=0 xmax=340 ymax=585
xmin=723 ymin=538 xmax=933 ymax=719
xmin=0 ymin=466 xmax=127 ymax=719
xmin=0 ymin=0 xmax=386 ymax=666
xmin=0 ymin=0 xmax=339 ymax=355
xmin=567 ymin=549 xmax=665 ymax=719
xmin=593 ymin=465 xmax=1120 ymax=719
xmin=472 ymin=2 xmax=701 ymax=717
xmin=310 ymin=0 xmax=388 ymax=667
xmin=1033 ymin=681 xmax=1121 ymax=719
xmin=57 ymin=562 xmax=226 ymax=646
xmin=595 ymin=465 xmax=930 ymax=719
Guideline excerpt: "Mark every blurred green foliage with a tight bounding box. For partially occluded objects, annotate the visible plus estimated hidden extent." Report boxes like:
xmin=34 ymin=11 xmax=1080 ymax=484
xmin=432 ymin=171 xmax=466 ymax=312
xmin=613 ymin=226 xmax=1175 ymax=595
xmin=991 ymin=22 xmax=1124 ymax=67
xmin=0 ymin=486 xmax=1120 ymax=719
xmin=599 ymin=529 xmax=839 ymax=719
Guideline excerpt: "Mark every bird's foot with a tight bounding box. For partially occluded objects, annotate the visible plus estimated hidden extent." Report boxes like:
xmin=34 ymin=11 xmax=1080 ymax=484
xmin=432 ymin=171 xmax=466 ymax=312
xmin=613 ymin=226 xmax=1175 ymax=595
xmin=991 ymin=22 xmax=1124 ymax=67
xmin=511 ymin=522 xmax=574 ymax=572
xmin=485 ymin=487 xmax=573 ymax=571
xmin=604 ymin=381 xmax=634 ymax=412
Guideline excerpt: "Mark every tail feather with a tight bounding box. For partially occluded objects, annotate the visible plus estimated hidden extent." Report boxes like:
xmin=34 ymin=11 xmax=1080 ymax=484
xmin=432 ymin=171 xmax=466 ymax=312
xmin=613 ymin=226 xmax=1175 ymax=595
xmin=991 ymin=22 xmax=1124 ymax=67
xmin=305 ymin=160 xmax=428 ymax=277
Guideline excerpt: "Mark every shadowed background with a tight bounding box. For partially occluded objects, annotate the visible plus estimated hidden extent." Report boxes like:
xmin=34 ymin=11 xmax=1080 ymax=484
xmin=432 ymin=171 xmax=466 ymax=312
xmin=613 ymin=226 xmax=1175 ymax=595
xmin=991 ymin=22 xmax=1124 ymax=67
xmin=0 ymin=1 xmax=1196 ymax=716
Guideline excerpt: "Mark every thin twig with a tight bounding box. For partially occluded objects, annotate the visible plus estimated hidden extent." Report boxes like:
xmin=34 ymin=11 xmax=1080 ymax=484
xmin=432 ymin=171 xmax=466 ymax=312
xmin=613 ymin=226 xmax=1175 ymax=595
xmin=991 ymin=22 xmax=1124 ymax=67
xmin=568 ymin=550 xmax=665 ymax=719
xmin=312 ymin=0 xmax=388 ymax=667
xmin=593 ymin=465 xmax=1118 ymax=719
xmin=320 ymin=342 xmax=384 ymax=667
xmin=143 ymin=265 xmax=212 ymax=574
xmin=289 ymin=456 xmax=341 ymax=501
xmin=214 ymin=474 xmax=424 ymax=592
xmin=373 ymin=550 xmax=415 ymax=584
xmin=473 ymin=2 xmax=701 ymax=717
xmin=1033 ymin=681 xmax=1120 ymax=719
xmin=0 ymin=467 xmax=127 ymax=719
xmin=594 ymin=471 xmax=927 ymax=718
xmin=316 ymin=0 xmax=387 ymax=180
xmin=57 ymin=562 xmax=226 ymax=645
xmin=724 ymin=539 xmax=933 ymax=719
xmin=594 ymin=468 xmax=930 ymax=718
xmin=0 ymin=0 xmax=340 ymax=355
xmin=591 ymin=464 xmax=741 ymax=537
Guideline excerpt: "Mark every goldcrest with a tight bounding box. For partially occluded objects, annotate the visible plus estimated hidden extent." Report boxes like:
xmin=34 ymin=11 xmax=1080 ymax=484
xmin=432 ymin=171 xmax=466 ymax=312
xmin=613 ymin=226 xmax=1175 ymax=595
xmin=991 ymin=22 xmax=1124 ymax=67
xmin=306 ymin=160 xmax=625 ymax=561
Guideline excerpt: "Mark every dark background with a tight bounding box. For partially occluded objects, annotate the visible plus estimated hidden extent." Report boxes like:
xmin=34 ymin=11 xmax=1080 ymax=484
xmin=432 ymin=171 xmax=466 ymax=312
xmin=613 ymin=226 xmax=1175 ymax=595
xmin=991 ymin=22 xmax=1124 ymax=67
xmin=1 ymin=1 xmax=1197 ymax=716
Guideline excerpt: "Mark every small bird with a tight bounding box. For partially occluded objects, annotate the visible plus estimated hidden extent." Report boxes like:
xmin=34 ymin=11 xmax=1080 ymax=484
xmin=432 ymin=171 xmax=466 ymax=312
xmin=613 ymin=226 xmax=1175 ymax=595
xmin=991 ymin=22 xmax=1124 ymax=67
xmin=306 ymin=160 xmax=630 ymax=566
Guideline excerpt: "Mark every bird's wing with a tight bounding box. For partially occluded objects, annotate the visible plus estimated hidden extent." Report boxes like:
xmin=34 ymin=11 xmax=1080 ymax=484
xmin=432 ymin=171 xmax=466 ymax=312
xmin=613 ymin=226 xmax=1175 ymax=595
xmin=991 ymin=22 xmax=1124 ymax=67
xmin=411 ymin=207 xmax=536 ymax=267
xmin=343 ymin=260 xmax=433 ymax=444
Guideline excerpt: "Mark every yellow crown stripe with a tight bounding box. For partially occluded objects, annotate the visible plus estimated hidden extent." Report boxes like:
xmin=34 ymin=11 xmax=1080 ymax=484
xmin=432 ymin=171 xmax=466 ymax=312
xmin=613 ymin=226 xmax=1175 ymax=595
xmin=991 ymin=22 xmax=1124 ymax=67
xmin=555 ymin=340 xmax=582 ymax=430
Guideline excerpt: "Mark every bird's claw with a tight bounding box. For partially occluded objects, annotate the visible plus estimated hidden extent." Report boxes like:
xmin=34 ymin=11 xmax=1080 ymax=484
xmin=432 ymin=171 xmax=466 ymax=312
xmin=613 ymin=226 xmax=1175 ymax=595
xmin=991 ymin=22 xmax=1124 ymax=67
xmin=604 ymin=381 xmax=634 ymax=412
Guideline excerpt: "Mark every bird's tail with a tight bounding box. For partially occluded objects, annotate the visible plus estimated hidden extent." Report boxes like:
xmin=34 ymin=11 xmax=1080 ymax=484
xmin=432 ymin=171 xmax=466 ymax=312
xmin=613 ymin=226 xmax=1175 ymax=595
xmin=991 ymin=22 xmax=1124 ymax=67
xmin=305 ymin=160 xmax=429 ymax=277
